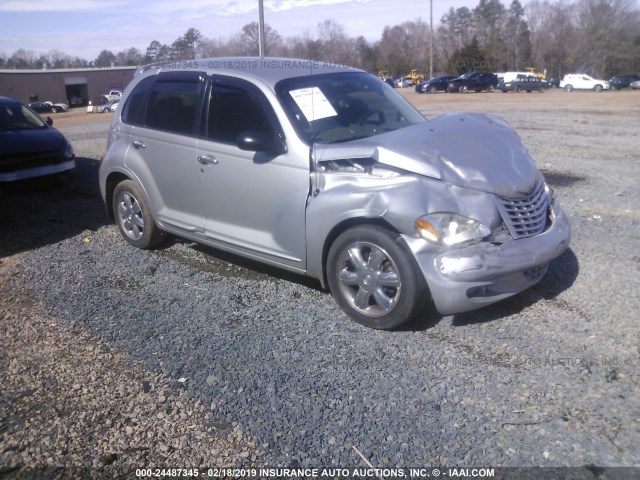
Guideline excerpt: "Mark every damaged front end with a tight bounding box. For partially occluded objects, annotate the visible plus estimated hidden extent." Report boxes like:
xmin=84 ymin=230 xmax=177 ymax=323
xmin=307 ymin=112 xmax=570 ymax=315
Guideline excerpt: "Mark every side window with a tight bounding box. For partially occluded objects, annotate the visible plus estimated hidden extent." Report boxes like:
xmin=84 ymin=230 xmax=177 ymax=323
xmin=121 ymin=75 xmax=155 ymax=125
xmin=145 ymin=78 xmax=202 ymax=135
xmin=206 ymin=81 xmax=277 ymax=144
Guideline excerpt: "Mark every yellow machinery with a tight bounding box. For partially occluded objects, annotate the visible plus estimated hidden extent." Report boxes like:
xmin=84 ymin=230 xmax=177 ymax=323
xmin=525 ymin=67 xmax=546 ymax=79
xmin=406 ymin=69 xmax=425 ymax=84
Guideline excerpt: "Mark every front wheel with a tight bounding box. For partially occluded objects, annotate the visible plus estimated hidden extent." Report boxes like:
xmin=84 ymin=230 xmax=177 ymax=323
xmin=487 ymin=85 xmax=495 ymax=92
xmin=326 ymin=226 xmax=429 ymax=330
xmin=112 ymin=180 xmax=165 ymax=249
xmin=594 ymin=85 xmax=603 ymax=93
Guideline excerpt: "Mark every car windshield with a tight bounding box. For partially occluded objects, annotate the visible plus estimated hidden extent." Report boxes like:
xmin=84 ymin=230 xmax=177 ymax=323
xmin=276 ymin=72 xmax=425 ymax=145
xmin=0 ymin=102 xmax=47 ymax=131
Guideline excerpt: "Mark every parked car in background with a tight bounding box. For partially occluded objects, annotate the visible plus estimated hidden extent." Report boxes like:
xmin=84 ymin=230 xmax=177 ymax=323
xmin=103 ymin=90 xmax=123 ymax=102
xmin=68 ymin=96 xmax=84 ymax=107
xmin=383 ymin=77 xmax=395 ymax=88
xmin=99 ymin=58 xmax=570 ymax=330
xmin=609 ymin=74 xmax=640 ymax=90
xmin=28 ymin=101 xmax=68 ymax=113
xmin=95 ymin=99 xmax=120 ymax=113
xmin=0 ymin=96 xmax=75 ymax=182
xmin=630 ymin=79 xmax=640 ymax=89
xmin=395 ymin=77 xmax=413 ymax=88
xmin=547 ymin=78 xmax=561 ymax=88
xmin=499 ymin=75 xmax=545 ymax=93
xmin=447 ymin=72 xmax=498 ymax=93
xmin=415 ymin=75 xmax=457 ymax=93
xmin=560 ymin=74 xmax=610 ymax=92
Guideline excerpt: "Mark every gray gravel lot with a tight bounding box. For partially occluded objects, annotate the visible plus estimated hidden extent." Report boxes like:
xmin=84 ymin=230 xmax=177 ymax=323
xmin=1 ymin=91 xmax=639 ymax=476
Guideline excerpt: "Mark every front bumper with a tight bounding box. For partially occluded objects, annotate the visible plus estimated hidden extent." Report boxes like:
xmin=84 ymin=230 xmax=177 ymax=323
xmin=0 ymin=158 xmax=75 ymax=182
xmin=406 ymin=201 xmax=571 ymax=315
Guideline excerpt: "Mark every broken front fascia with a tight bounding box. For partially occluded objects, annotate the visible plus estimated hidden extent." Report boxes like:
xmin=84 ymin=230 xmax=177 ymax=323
xmin=305 ymin=112 xmax=570 ymax=313
xmin=311 ymin=112 xmax=539 ymax=196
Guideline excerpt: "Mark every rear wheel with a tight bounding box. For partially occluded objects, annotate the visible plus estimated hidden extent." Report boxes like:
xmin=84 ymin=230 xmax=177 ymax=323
xmin=112 ymin=180 xmax=165 ymax=249
xmin=459 ymin=85 xmax=468 ymax=93
xmin=487 ymin=84 xmax=495 ymax=92
xmin=564 ymin=84 xmax=574 ymax=92
xmin=327 ymin=225 xmax=429 ymax=330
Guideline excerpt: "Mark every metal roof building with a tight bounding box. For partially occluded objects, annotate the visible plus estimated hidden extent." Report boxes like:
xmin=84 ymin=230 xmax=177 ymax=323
xmin=0 ymin=66 xmax=137 ymax=107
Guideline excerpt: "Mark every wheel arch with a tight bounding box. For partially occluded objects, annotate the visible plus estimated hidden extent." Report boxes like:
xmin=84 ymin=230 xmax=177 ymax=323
xmin=104 ymin=171 xmax=133 ymax=219
xmin=317 ymin=216 xmax=400 ymax=289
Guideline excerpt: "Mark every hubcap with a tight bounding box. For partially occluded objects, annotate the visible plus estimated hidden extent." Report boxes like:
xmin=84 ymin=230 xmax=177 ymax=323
xmin=336 ymin=242 xmax=401 ymax=317
xmin=116 ymin=192 xmax=144 ymax=241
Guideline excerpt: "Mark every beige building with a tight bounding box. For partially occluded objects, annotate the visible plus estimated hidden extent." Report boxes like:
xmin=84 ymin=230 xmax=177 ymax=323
xmin=0 ymin=66 xmax=137 ymax=107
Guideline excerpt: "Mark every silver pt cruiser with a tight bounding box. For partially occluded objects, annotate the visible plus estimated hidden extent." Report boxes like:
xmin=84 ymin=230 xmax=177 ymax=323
xmin=99 ymin=58 xmax=570 ymax=330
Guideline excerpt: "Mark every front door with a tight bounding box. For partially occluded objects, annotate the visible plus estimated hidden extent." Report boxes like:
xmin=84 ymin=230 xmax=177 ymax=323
xmin=196 ymin=76 xmax=309 ymax=271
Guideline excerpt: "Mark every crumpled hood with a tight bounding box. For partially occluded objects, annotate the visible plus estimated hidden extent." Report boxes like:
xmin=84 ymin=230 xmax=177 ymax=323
xmin=313 ymin=112 xmax=538 ymax=197
xmin=0 ymin=127 xmax=65 ymax=159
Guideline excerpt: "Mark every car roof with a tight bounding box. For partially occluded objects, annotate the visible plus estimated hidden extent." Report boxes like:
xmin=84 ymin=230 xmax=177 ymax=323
xmin=0 ymin=96 xmax=21 ymax=105
xmin=136 ymin=57 xmax=364 ymax=89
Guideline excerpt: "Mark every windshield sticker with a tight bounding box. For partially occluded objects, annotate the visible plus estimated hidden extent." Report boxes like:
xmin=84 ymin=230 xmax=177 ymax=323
xmin=289 ymin=87 xmax=337 ymax=122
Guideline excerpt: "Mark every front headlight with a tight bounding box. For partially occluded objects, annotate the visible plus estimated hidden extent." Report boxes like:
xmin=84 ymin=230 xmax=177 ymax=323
xmin=416 ymin=213 xmax=491 ymax=247
xmin=64 ymin=142 xmax=75 ymax=159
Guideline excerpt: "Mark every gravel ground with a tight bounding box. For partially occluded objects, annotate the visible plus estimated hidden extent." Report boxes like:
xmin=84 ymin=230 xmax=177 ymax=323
xmin=1 ymin=89 xmax=639 ymax=477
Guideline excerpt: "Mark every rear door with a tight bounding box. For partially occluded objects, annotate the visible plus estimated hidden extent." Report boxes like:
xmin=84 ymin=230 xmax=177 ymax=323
xmin=123 ymin=71 xmax=207 ymax=232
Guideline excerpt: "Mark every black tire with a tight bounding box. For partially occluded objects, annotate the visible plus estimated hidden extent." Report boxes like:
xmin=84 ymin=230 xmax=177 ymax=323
xmin=326 ymin=225 xmax=430 ymax=330
xmin=112 ymin=180 xmax=165 ymax=249
xmin=487 ymin=84 xmax=495 ymax=92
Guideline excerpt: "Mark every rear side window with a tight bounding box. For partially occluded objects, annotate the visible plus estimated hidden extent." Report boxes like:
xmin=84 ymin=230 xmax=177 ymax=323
xmin=121 ymin=71 xmax=204 ymax=135
xmin=121 ymin=75 xmax=155 ymax=125
xmin=145 ymin=78 xmax=202 ymax=135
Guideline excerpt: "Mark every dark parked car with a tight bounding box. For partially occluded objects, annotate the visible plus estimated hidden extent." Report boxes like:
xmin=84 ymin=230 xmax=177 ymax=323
xmin=28 ymin=101 xmax=55 ymax=113
xmin=609 ymin=74 xmax=640 ymax=90
xmin=0 ymin=96 xmax=75 ymax=182
xmin=547 ymin=78 xmax=561 ymax=88
xmin=415 ymin=75 xmax=457 ymax=93
xmin=499 ymin=76 xmax=545 ymax=93
xmin=383 ymin=77 xmax=395 ymax=88
xmin=29 ymin=101 xmax=68 ymax=113
xmin=447 ymin=72 xmax=498 ymax=93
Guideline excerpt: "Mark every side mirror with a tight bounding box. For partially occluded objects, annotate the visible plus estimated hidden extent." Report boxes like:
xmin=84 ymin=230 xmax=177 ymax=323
xmin=45 ymin=116 xmax=53 ymax=126
xmin=236 ymin=131 xmax=285 ymax=154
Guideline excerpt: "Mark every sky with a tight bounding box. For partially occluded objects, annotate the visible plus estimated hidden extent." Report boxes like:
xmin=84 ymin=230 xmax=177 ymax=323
xmin=0 ymin=0 xmax=472 ymax=61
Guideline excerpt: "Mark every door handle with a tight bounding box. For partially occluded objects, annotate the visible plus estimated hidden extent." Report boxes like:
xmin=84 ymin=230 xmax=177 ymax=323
xmin=197 ymin=155 xmax=219 ymax=165
xmin=132 ymin=140 xmax=146 ymax=149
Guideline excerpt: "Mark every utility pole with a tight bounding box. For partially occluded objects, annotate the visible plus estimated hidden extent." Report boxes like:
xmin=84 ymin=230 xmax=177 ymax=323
xmin=258 ymin=0 xmax=266 ymax=57
xmin=429 ymin=0 xmax=433 ymax=78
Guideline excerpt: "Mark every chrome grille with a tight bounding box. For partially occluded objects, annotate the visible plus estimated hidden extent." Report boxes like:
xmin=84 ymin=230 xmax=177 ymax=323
xmin=496 ymin=180 xmax=550 ymax=239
